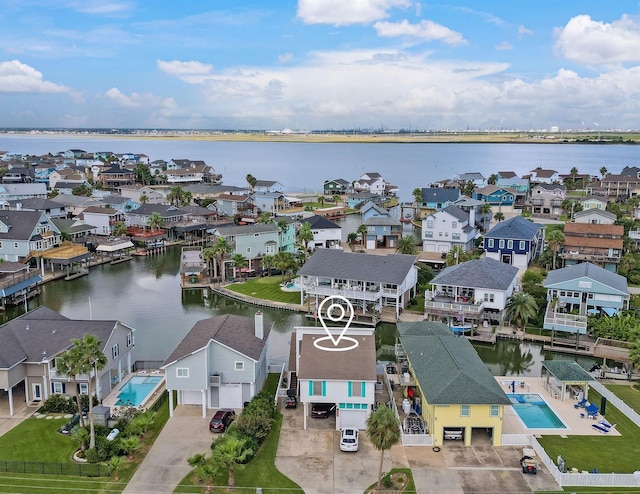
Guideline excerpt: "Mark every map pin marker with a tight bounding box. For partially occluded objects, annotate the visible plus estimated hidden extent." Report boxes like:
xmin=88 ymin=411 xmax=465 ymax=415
xmin=317 ymin=295 xmax=355 ymax=347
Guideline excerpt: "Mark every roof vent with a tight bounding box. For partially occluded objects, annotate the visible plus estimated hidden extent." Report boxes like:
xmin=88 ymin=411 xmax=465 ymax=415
xmin=26 ymin=325 xmax=29 ymax=331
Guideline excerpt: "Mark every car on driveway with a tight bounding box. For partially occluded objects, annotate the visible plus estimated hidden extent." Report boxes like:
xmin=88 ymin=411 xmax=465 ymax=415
xmin=311 ymin=403 xmax=336 ymax=418
xmin=209 ymin=409 xmax=235 ymax=432
xmin=339 ymin=428 xmax=359 ymax=452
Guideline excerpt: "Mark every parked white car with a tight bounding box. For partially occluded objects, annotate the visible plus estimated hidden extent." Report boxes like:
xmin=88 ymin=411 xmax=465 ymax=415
xmin=340 ymin=428 xmax=359 ymax=452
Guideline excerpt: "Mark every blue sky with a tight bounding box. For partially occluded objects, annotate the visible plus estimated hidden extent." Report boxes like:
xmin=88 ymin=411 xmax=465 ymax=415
xmin=1 ymin=0 xmax=639 ymax=131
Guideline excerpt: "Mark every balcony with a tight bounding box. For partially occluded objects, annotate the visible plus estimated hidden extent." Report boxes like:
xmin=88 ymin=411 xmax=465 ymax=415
xmin=543 ymin=302 xmax=587 ymax=333
xmin=560 ymin=251 xmax=621 ymax=263
xmin=0 ymin=271 xmax=40 ymax=291
xmin=303 ymin=284 xmax=381 ymax=301
xmin=425 ymin=296 xmax=484 ymax=316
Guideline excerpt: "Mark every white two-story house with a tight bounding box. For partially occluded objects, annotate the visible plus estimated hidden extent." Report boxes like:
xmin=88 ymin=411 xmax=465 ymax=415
xmin=422 ymin=205 xmax=478 ymax=253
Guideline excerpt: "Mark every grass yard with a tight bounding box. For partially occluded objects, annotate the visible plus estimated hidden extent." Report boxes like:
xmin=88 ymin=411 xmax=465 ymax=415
xmin=538 ymin=385 xmax=640 ymax=474
xmin=0 ymin=417 xmax=76 ymax=462
xmin=0 ymin=474 xmax=120 ymax=494
xmin=604 ymin=384 xmax=640 ymax=414
xmin=226 ymin=276 xmax=302 ymax=304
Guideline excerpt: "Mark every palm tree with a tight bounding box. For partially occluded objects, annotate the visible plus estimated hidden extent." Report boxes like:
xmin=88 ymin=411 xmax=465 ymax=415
xmin=494 ymin=212 xmax=505 ymax=222
xmin=545 ymin=228 xmax=565 ymax=270
xmin=139 ymin=194 xmax=149 ymax=204
xmin=147 ymin=212 xmax=163 ymax=232
xmin=257 ymin=212 xmax=272 ymax=224
xmin=479 ymin=202 xmax=492 ymax=231
xmin=57 ymin=347 xmax=86 ymax=428
xmin=111 ymin=221 xmax=128 ymax=238
xmin=261 ymin=254 xmax=275 ymax=276
xmin=357 ymin=223 xmax=368 ymax=248
xmin=245 ymin=173 xmax=257 ymax=191
xmin=347 ymin=232 xmax=358 ymax=251
xmin=187 ymin=454 xmax=218 ymax=494
xmin=273 ymin=251 xmax=298 ymax=282
xmin=211 ymin=435 xmax=253 ymax=489
xmin=412 ymin=187 xmax=422 ymax=217
xmin=211 ymin=236 xmax=232 ymax=281
xmin=600 ymin=166 xmax=608 ymax=179
xmin=167 ymin=186 xmax=189 ymax=207
xmin=71 ymin=334 xmax=107 ymax=450
xmin=628 ymin=195 xmax=640 ymax=219
xmin=445 ymin=245 xmax=468 ymax=266
xmin=120 ymin=435 xmax=141 ymax=459
xmin=107 ymin=455 xmax=125 ymax=481
xmin=296 ymin=222 xmax=314 ymax=259
xmin=506 ymin=292 xmax=538 ymax=330
xmin=367 ymin=406 xmax=400 ymax=489
xmin=395 ymin=235 xmax=417 ymax=255
xmin=231 ymin=253 xmax=248 ymax=278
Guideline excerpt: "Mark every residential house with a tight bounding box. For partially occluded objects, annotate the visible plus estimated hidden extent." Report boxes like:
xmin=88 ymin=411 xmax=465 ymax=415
xmin=209 ymin=223 xmax=280 ymax=272
xmin=34 ymin=164 xmax=57 ymax=184
xmin=215 ymin=194 xmax=256 ymax=218
xmin=51 ymin=218 xmax=97 ymax=242
xmin=561 ymin=223 xmax=623 ymax=272
xmin=81 ymin=207 xmax=125 ymax=236
xmin=323 ymin=178 xmax=350 ymax=195
xmin=97 ymin=164 xmax=135 ymax=189
xmin=422 ymin=205 xmax=478 ymax=253
xmin=293 ymin=326 xmax=376 ymax=430
xmin=6 ymin=198 xmax=67 ymax=219
xmin=251 ymin=192 xmax=289 ymax=215
xmin=165 ymin=164 xmax=208 ymax=185
xmin=253 ymin=180 xmax=284 ymax=193
xmin=49 ymin=195 xmax=105 ymax=218
xmin=454 ymin=196 xmax=491 ymax=231
xmin=417 ymin=188 xmax=461 ymax=217
xmin=483 ymin=216 xmax=544 ymax=270
xmin=573 ymin=208 xmax=616 ymax=225
xmin=579 ymin=196 xmax=608 ymax=211
xmin=184 ymin=184 xmax=251 ymax=205
xmin=118 ymin=185 xmax=165 ymax=205
xmin=426 ymin=257 xmax=519 ymax=328
xmin=0 ymin=262 xmax=42 ymax=309
xmin=101 ymin=195 xmax=138 ymax=213
xmin=2 ymin=166 xmax=33 ymax=184
xmin=455 ymin=172 xmax=486 ymax=188
xmin=472 ymin=185 xmax=516 ymax=209
xmin=161 ymin=312 xmax=270 ymax=417
xmin=527 ymin=183 xmax=566 ymax=217
xmin=63 ymin=149 xmax=87 ymax=159
xmin=298 ymin=248 xmax=418 ymax=321
xmin=347 ymin=191 xmax=385 ymax=209
xmin=496 ymin=175 xmax=529 ymax=193
xmin=0 ymin=306 xmax=136 ymax=416
xmin=352 ymin=172 xmax=387 ymax=196
xmin=0 ymin=210 xmax=61 ymax=262
xmin=364 ymin=214 xmax=402 ymax=249
xmin=300 ymin=214 xmax=342 ymax=250
xmin=591 ymin=174 xmax=640 ymax=201
xmin=49 ymin=168 xmax=88 ymax=189
xmin=543 ymin=262 xmax=629 ymax=335
xmin=529 ymin=169 xmax=559 ymax=184
xmin=396 ymin=321 xmax=511 ymax=446
xmin=360 ymin=202 xmax=389 ymax=222
xmin=0 ymin=183 xmax=47 ymax=202
xmin=124 ymin=204 xmax=186 ymax=235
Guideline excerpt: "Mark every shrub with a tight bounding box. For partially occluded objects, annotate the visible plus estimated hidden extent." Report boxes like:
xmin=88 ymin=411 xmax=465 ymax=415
xmin=39 ymin=395 xmax=77 ymax=414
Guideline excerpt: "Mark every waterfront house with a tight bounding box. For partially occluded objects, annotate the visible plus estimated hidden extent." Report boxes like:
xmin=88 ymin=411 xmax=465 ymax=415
xmin=0 ymin=210 xmax=62 ymax=262
xmin=253 ymin=180 xmax=284 ymax=193
xmin=63 ymin=149 xmax=87 ymax=159
xmin=364 ymin=214 xmax=401 ymax=249
xmin=162 ymin=312 xmax=270 ymax=417
xmin=0 ymin=306 xmax=135 ymax=416
xmin=49 ymin=168 xmax=88 ymax=189
xmin=573 ymin=208 xmax=616 ymax=225
xmin=590 ymin=173 xmax=640 ymax=201
xmin=396 ymin=321 xmax=511 ymax=446
xmin=561 ymin=223 xmax=623 ymax=272
xmin=360 ymin=202 xmax=389 ymax=222
xmin=6 ymin=198 xmax=67 ymax=219
xmin=323 ymin=178 xmax=350 ymax=195
xmin=472 ymin=185 xmax=516 ymax=209
xmin=483 ymin=216 xmax=544 ymax=270
xmin=425 ymin=257 xmax=518 ymax=328
xmin=579 ymin=196 xmax=608 ymax=211
xmin=417 ymin=188 xmax=461 ymax=218
xmin=251 ymin=191 xmax=289 ymax=215
xmin=209 ymin=223 xmax=280 ymax=272
xmin=298 ymin=248 xmax=418 ymax=321
xmin=215 ymin=194 xmax=256 ymax=218
xmin=300 ymin=214 xmax=342 ymax=250
xmin=0 ymin=262 xmax=42 ymax=309
xmin=49 ymin=195 xmax=105 ymax=218
xmin=124 ymin=204 xmax=186 ymax=233
xmin=455 ymin=172 xmax=486 ymax=188
xmin=293 ymin=326 xmax=376 ymax=430
xmin=184 ymin=184 xmax=251 ymax=204
xmin=165 ymin=164 xmax=212 ymax=185
xmin=0 ymin=183 xmax=47 ymax=202
xmin=96 ymin=164 xmax=135 ymax=190
xmin=496 ymin=175 xmax=529 ymax=193
xmin=422 ymin=205 xmax=478 ymax=254
xmin=543 ymin=262 xmax=629 ymax=335
xmin=347 ymin=191 xmax=385 ymax=209
xmin=81 ymin=206 xmax=125 ymax=236
xmin=529 ymin=168 xmax=559 ymax=184
xmin=118 ymin=184 xmax=165 ymax=205
xmin=352 ymin=172 xmax=387 ymax=196
xmin=526 ymin=183 xmax=566 ymax=218
xmin=51 ymin=218 xmax=97 ymax=242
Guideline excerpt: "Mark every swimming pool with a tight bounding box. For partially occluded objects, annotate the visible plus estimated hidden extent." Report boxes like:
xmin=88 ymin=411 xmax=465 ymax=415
xmin=116 ymin=376 xmax=163 ymax=406
xmin=507 ymin=393 xmax=566 ymax=429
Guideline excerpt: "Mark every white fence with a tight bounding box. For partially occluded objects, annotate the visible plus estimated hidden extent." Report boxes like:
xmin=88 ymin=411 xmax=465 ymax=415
xmin=591 ymin=380 xmax=640 ymax=427
xmin=274 ymin=363 xmax=287 ymax=407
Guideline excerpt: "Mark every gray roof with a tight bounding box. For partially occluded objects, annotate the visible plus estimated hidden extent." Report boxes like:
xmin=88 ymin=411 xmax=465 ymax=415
xmin=8 ymin=198 xmax=65 ymax=210
xmin=544 ymin=262 xmax=628 ymax=294
xmin=437 ymin=205 xmax=469 ymax=222
xmin=0 ymin=210 xmax=47 ymax=241
xmin=484 ymin=216 xmax=542 ymax=241
xmin=213 ymin=223 xmax=278 ymax=236
xmin=162 ymin=314 xmax=270 ymax=366
xmin=399 ymin=326 xmax=511 ymax=405
xmin=130 ymin=204 xmax=185 ymax=218
xmin=298 ymin=248 xmax=416 ymax=284
xmin=0 ymin=306 xmax=120 ymax=369
xmin=397 ymin=320 xmax=451 ymax=336
xmin=421 ymin=187 xmax=460 ymax=203
xmin=573 ymin=208 xmax=616 ymax=221
xmin=534 ymin=183 xmax=566 ymax=191
xmin=302 ymin=214 xmax=340 ymax=230
xmin=364 ymin=216 xmax=401 ymax=226
xmin=457 ymin=172 xmax=485 ymax=181
xmin=431 ymin=257 xmax=518 ymax=290
xmin=542 ymin=360 xmax=595 ymax=382
xmin=51 ymin=218 xmax=96 ymax=234
xmin=297 ymin=334 xmax=376 ymax=381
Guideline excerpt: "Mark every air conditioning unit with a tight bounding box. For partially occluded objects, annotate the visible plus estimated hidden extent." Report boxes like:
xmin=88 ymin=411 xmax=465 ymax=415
xmin=209 ymin=373 xmax=222 ymax=386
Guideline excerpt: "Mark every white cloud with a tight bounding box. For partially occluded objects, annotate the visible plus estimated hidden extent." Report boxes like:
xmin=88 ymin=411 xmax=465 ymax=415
xmin=157 ymin=59 xmax=213 ymax=75
xmin=104 ymin=87 xmax=176 ymax=109
xmin=374 ymin=19 xmax=467 ymax=46
xmin=518 ymin=25 xmax=533 ymax=36
xmin=64 ymin=1 xmax=133 ymax=16
xmin=495 ymin=41 xmax=512 ymax=51
xmin=297 ymin=0 xmax=410 ymax=26
xmin=555 ymin=14 xmax=640 ymax=65
xmin=0 ymin=60 xmax=74 ymax=94
xmin=279 ymin=53 xmax=293 ymax=64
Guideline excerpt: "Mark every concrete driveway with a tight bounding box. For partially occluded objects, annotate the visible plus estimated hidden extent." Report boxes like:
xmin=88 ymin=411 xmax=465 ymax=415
xmin=123 ymin=405 xmax=212 ymax=494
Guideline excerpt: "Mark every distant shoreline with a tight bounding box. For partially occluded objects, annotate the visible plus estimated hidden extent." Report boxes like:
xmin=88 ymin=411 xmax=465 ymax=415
xmin=1 ymin=130 xmax=638 ymax=145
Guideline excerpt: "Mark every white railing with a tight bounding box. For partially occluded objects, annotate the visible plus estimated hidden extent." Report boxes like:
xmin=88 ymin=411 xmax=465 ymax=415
xmin=544 ymin=312 xmax=587 ymax=330
xmin=591 ymin=381 xmax=640 ymax=427
xmin=501 ymin=434 xmax=531 ymax=446
xmin=401 ymin=433 xmax=433 ymax=446
xmin=274 ymin=363 xmax=287 ymax=407
xmin=425 ymin=300 xmax=484 ymax=314
xmin=304 ymin=285 xmax=381 ymax=301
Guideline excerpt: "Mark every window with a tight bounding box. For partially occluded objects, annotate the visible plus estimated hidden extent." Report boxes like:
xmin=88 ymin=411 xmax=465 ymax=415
xmin=439 ymin=232 xmax=443 ymax=237
xmin=53 ymin=382 xmax=64 ymax=394
xmin=348 ymin=382 xmax=366 ymax=397
xmin=112 ymin=344 xmax=119 ymax=359
xmin=452 ymin=233 xmax=460 ymax=240
xmin=246 ymin=247 xmax=251 ymax=254
xmin=487 ymin=239 xmax=494 ymax=248
xmin=484 ymin=293 xmax=494 ymax=303
xmin=79 ymin=383 xmax=89 ymax=395
xmin=14 ymin=242 xmax=18 ymax=249
xmin=309 ymin=380 xmax=326 ymax=396
xmin=519 ymin=241 xmax=525 ymax=250
xmin=507 ymin=240 xmax=513 ymax=249
xmin=176 ymin=368 xmax=189 ymax=378
xmin=426 ymin=219 xmax=434 ymax=228
xmin=127 ymin=332 xmax=134 ymax=347
xmin=424 ymin=231 xmax=433 ymax=238
xmin=460 ymin=405 xmax=470 ymax=417
xmin=235 ymin=361 xmax=244 ymax=371
xmin=490 ymin=405 xmax=499 ymax=417
xmin=452 ymin=221 xmax=457 ymax=229
xmin=499 ymin=239 xmax=505 ymax=249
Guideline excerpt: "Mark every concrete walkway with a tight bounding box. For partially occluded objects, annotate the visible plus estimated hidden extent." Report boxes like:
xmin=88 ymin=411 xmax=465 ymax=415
xmin=122 ymin=405 xmax=211 ymax=494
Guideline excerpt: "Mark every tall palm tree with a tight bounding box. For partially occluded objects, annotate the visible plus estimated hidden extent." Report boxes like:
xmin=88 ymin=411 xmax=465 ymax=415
xmin=245 ymin=173 xmax=257 ymax=191
xmin=139 ymin=194 xmax=149 ymax=204
xmin=412 ymin=187 xmax=423 ymax=217
xmin=57 ymin=346 xmax=86 ymax=428
xmin=357 ymin=223 xmax=368 ymax=248
xmin=600 ymin=166 xmax=608 ymax=179
xmin=231 ymin=253 xmax=248 ymax=278
xmin=395 ymin=235 xmax=417 ymax=255
xmin=445 ymin=245 xmax=468 ymax=266
xmin=71 ymin=334 xmax=107 ymax=450
xmin=167 ymin=186 xmax=189 ymax=207
xmin=545 ymin=228 xmax=565 ymax=270
xmin=211 ymin=435 xmax=252 ymax=489
xmin=367 ymin=406 xmax=400 ymax=489
xmin=296 ymin=222 xmax=314 ymax=259
xmin=211 ymin=236 xmax=232 ymax=280
xmin=261 ymin=254 xmax=275 ymax=276
xmin=147 ymin=212 xmax=163 ymax=232
xmin=479 ymin=202 xmax=492 ymax=231
xmin=347 ymin=232 xmax=358 ymax=251
xmin=506 ymin=292 xmax=538 ymax=330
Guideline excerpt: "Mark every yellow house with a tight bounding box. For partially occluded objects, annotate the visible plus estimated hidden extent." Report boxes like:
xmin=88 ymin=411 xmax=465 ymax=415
xmin=397 ymin=321 xmax=511 ymax=446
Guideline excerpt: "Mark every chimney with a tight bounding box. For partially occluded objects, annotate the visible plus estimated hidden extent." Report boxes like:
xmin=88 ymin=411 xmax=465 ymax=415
xmin=254 ymin=311 xmax=264 ymax=339
xmin=469 ymin=207 xmax=476 ymax=228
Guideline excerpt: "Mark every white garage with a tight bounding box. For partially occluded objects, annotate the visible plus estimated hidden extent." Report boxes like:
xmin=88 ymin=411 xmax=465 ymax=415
xmin=423 ymin=242 xmax=436 ymax=252
xmin=219 ymin=384 xmax=243 ymax=409
xmin=337 ymin=408 xmax=368 ymax=430
xmin=180 ymin=389 xmax=202 ymax=405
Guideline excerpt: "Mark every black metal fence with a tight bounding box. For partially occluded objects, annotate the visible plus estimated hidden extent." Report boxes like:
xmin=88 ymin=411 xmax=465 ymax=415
xmin=147 ymin=388 xmax=169 ymax=413
xmin=132 ymin=360 xmax=164 ymax=371
xmin=0 ymin=460 xmax=108 ymax=477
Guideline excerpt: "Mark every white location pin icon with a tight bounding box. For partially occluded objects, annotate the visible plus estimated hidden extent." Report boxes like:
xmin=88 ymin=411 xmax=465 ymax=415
xmin=314 ymin=295 xmax=359 ymax=352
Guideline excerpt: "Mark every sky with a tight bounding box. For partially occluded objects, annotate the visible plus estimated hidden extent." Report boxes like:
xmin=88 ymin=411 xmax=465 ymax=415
xmin=0 ymin=0 xmax=639 ymax=131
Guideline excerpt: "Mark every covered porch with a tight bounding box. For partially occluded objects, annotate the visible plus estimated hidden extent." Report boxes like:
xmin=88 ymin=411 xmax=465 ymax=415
xmin=541 ymin=360 xmax=596 ymax=402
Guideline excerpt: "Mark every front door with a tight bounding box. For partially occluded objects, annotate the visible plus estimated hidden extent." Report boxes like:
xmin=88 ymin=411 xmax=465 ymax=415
xmin=32 ymin=383 xmax=42 ymax=402
xmin=501 ymin=254 xmax=512 ymax=265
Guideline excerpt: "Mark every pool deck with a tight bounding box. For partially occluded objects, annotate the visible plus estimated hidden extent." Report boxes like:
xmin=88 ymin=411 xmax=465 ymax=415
xmin=103 ymin=370 xmax=166 ymax=410
xmin=496 ymin=376 xmax=620 ymax=437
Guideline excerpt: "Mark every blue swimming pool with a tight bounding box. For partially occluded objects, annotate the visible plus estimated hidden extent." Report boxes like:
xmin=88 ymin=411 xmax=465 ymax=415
xmin=116 ymin=376 xmax=163 ymax=406
xmin=507 ymin=393 xmax=566 ymax=429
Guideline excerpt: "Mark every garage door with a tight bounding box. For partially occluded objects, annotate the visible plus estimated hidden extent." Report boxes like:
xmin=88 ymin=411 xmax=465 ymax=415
xmin=423 ymin=242 xmax=436 ymax=252
xmin=181 ymin=390 xmax=202 ymax=405
xmin=338 ymin=409 xmax=367 ymax=430
xmin=439 ymin=245 xmax=448 ymax=253
xmin=219 ymin=384 xmax=243 ymax=409
xmin=366 ymin=238 xmax=376 ymax=249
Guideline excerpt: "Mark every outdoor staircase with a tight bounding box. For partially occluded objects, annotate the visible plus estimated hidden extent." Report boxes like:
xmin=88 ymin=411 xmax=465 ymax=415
xmin=288 ymin=372 xmax=297 ymax=393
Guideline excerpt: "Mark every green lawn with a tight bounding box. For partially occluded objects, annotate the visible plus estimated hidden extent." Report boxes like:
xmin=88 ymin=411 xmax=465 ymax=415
xmin=0 ymin=417 xmax=76 ymax=462
xmin=538 ymin=386 xmax=640 ymax=474
xmin=604 ymin=384 xmax=640 ymax=414
xmin=226 ymin=276 xmax=302 ymax=304
xmin=0 ymin=474 xmax=120 ymax=494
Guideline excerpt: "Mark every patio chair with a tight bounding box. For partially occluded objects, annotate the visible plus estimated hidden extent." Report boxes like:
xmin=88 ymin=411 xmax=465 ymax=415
xmin=574 ymin=398 xmax=587 ymax=409
xmin=591 ymin=423 xmax=611 ymax=433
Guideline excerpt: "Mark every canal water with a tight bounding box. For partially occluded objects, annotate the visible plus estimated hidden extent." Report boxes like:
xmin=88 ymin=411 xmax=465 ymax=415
xmin=7 ymin=245 xmax=600 ymax=375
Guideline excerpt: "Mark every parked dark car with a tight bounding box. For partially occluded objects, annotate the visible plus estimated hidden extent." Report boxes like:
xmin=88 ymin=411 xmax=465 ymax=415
xmin=311 ymin=403 xmax=336 ymax=418
xmin=285 ymin=395 xmax=297 ymax=409
xmin=259 ymin=268 xmax=282 ymax=277
xmin=209 ymin=409 xmax=235 ymax=432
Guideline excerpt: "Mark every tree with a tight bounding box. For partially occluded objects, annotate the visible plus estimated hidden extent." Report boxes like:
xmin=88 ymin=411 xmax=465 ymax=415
xmin=357 ymin=223 xmax=368 ymax=247
xmin=367 ymin=405 xmax=400 ymax=489
xmin=347 ymin=232 xmax=358 ymax=251
xmin=72 ymin=184 xmax=92 ymax=196
xmin=210 ymin=435 xmax=252 ymax=490
xmin=71 ymin=426 xmax=89 ymax=452
xmin=134 ymin=163 xmax=153 ymax=185
xmin=296 ymin=222 xmax=314 ymax=259
xmin=167 ymin=186 xmax=190 ymax=207
xmin=107 ymin=455 xmax=125 ymax=481
xmin=146 ymin=212 xmax=163 ymax=232
xmin=211 ymin=236 xmax=232 ymax=280
xmin=412 ymin=187 xmax=422 ymax=217
xmin=600 ymin=166 xmax=608 ymax=179
xmin=71 ymin=334 xmax=107 ymax=450
xmin=545 ymin=228 xmax=565 ymax=270
xmin=506 ymin=292 xmax=538 ymax=330
xmin=139 ymin=194 xmax=149 ymax=204
xmin=246 ymin=173 xmax=258 ymax=191
xmin=119 ymin=435 xmax=140 ymax=460
xmin=257 ymin=212 xmax=272 ymax=224
xmin=273 ymin=251 xmax=298 ymax=282
xmin=395 ymin=235 xmax=417 ymax=255
xmin=462 ymin=180 xmax=475 ymax=197
xmin=261 ymin=254 xmax=275 ymax=275
xmin=317 ymin=195 xmax=325 ymax=207
xmin=57 ymin=347 xmax=86 ymax=428
xmin=488 ymin=173 xmax=498 ymax=185
xmin=479 ymin=202 xmax=492 ymax=231
xmin=187 ymin=454 xmax=218 ymax=494
xmin=231 ymin=253 xmax=248 ymax=278
xmin=629 ymin=329 xmax=640 ymax=372
xmin=494 ymin=212 xmax=505 ymax=222
xmin=112 ymin=221 xmax=128 ymax=238
xmin=445 ymin=245 xmax=469 ymax=266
